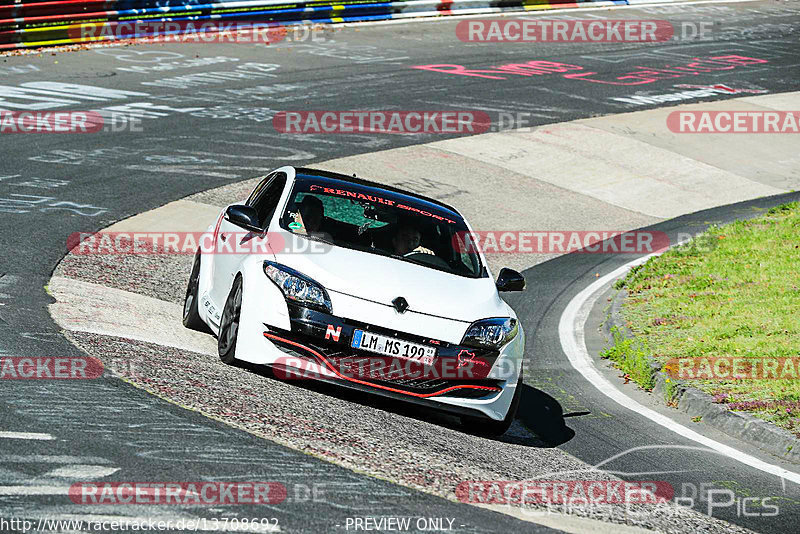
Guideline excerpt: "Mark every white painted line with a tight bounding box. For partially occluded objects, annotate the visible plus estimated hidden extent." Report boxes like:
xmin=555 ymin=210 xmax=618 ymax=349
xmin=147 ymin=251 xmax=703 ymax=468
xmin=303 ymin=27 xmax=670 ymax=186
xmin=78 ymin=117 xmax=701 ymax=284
xmin=558 ymin=250 xmax=800 ymax=485
xmin=0 ymin=485 xmax=72 ymax=495
xmin=44 ymin=465 xmax=120 ymax=478
xmin=0 ymin=431 xmax=54 ymax=440
xmin=0 ymin=455 xmax=111 ymax=464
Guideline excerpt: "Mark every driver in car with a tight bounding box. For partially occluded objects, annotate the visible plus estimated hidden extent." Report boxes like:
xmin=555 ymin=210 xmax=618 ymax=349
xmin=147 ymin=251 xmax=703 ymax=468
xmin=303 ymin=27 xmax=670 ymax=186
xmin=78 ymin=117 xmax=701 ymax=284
xmin=392 ymin=222 xmax=434 ymax=256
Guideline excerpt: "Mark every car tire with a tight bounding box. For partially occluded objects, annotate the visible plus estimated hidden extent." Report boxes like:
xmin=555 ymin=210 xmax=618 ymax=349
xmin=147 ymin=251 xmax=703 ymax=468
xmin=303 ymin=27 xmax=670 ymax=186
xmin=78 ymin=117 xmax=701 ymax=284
xmin=182 ymin=250 xmax=209 ymax=332
xmin=461 ymin=370 xmax=523 ymax=437
xmin=218 ymin=275 xmax=243 ymax=365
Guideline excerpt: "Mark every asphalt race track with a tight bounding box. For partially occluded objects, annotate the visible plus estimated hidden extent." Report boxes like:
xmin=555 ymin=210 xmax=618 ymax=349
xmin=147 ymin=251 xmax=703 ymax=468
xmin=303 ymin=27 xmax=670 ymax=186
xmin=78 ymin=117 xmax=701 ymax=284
xmin=2 ymin=1 xmax=800 ymax=533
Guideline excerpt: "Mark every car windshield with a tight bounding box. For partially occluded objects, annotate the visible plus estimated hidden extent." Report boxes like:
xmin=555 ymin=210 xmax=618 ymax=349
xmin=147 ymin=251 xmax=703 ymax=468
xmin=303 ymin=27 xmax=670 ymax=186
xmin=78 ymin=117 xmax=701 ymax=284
xmin=279 ymin=175 xmax=485 ymax=278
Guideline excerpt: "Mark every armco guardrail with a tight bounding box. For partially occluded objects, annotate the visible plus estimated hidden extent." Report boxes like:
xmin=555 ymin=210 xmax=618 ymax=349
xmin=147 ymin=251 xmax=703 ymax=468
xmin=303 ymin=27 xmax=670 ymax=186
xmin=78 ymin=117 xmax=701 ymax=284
xmin=0 ymin=0 xmax=637 ymax=50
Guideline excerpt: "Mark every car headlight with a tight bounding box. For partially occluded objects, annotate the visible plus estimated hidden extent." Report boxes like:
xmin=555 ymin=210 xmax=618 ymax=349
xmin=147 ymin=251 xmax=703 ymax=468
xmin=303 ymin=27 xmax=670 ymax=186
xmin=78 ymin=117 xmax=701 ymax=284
xmin=461 ymin=317 xmax=518 ymax=349
xmin=263 ymin=261 xmax=332 ymax=313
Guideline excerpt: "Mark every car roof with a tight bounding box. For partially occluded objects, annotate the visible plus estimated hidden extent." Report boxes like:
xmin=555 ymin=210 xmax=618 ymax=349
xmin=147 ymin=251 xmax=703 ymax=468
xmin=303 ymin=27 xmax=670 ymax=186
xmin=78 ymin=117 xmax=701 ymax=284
xmin=292 ymin=166 xmax=461 ymax=215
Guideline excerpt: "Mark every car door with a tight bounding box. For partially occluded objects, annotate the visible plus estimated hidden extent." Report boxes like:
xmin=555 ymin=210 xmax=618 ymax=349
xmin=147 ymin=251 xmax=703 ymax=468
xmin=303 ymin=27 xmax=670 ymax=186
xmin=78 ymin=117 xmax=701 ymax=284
xmin=209 ymin=172 xmax=288 ymax=312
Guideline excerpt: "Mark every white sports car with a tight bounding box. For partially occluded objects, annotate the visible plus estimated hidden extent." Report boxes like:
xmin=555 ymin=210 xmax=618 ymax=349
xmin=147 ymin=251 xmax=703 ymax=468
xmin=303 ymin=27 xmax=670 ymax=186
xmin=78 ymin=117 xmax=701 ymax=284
xmin=183 ymin=166 xmax=526 ymax=435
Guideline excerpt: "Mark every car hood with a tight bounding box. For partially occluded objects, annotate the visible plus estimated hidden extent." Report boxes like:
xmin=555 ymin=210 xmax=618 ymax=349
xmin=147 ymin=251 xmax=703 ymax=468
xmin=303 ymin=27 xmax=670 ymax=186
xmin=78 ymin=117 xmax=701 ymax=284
xmin=273 ymin=238 xmax=510 ymax=323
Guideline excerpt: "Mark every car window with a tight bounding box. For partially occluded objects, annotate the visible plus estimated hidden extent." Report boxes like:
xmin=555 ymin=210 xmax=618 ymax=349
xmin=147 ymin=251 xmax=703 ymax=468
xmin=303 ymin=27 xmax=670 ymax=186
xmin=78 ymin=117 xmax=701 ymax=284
xmin=250 ymin=172 xmax=287 ymax=229
xmin=246 ymin=172 xmax=276 ymax=206
xmin=279 ymin=177 xmax=484 ymax=278
xmin=298 ymin=192 xmax=390 ymax=230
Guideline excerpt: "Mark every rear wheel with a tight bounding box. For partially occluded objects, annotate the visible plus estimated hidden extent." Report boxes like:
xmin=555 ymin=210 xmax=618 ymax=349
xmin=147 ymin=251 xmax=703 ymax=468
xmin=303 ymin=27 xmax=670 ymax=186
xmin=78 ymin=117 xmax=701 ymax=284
xmin=182 ymin=250 xmax=208 ymax=332
xmin=461 ymin=371 xmax=523 ymax=437
xmin=218 ymin=276 xmax=243 ymax=365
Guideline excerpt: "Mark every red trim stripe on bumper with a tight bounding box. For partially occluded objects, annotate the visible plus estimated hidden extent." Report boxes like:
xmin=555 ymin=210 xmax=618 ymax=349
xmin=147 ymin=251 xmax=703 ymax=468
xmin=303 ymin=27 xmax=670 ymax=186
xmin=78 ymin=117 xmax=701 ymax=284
xmin=263 ymin=332 xmax=501 ymax=399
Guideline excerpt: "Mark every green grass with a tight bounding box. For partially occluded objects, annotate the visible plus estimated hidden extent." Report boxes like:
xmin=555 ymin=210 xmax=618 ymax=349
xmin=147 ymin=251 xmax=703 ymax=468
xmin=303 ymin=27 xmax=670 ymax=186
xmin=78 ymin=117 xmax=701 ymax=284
xmin=612 ymin=202 xmax=800 ymax=436
xmin=600 ymin=326 xmax=655 ymax=391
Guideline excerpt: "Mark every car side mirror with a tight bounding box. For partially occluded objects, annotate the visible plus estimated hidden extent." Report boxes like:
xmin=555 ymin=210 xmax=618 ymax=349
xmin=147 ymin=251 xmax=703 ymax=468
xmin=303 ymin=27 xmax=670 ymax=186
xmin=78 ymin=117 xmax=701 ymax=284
xmin=496 ymin=268 xmax=525 ymax=292
xmin=224 ymin=205 xmax=262 ymax=233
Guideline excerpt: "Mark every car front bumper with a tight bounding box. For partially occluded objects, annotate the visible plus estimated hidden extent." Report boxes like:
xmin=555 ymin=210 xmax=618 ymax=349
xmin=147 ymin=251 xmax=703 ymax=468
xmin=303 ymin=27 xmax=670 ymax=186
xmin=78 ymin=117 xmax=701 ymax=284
xmin=259 ymin=304 xmax=524 ymax=421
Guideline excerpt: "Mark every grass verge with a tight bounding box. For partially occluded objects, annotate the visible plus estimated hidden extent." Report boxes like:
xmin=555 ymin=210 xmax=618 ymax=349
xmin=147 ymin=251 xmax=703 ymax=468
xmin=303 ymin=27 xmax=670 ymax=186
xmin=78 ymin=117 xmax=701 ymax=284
xmin=608 ymin=202 xmax=800 ymax=436
xmin=600 ymin=325 xmax=655 ymax=391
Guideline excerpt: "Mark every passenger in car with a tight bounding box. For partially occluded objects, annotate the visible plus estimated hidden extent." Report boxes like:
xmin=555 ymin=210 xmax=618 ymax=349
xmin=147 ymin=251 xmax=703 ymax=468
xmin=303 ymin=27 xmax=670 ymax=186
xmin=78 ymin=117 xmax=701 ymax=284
xmin=298 ymin=195 xmax=324 ymax=234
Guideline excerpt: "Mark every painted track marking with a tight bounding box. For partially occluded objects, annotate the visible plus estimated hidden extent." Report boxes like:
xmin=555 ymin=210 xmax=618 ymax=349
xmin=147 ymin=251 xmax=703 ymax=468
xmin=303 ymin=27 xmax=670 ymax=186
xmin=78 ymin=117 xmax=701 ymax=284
xmin=0 ymin=431 xmax=54 ymax=440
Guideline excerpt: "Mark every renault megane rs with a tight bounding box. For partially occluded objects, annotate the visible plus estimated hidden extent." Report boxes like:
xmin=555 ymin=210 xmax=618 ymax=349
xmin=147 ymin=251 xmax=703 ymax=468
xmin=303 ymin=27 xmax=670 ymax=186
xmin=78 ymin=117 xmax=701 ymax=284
xmin=183 ymin=166 xmax=526 ymax=435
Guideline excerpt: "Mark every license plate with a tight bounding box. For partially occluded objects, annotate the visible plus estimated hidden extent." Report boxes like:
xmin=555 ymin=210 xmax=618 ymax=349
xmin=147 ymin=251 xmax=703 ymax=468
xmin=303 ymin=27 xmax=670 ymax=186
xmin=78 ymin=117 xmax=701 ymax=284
xmin=351 ymin=330 xmax=436 ymax=364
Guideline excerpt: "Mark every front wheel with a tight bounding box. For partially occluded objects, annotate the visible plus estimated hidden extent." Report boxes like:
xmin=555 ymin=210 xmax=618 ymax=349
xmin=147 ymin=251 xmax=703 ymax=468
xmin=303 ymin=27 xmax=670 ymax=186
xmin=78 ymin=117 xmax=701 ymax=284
xmin=461 ymin=370 xmax=523 ymax=437
xmin=218 ymin=276 xmax=243 ymax=365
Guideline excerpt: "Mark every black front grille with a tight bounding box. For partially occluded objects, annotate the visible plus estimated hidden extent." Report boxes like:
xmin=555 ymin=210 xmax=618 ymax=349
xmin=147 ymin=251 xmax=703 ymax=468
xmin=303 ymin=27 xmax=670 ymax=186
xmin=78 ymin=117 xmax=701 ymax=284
xmin=268 ymin=333 xmax=502 ymax=398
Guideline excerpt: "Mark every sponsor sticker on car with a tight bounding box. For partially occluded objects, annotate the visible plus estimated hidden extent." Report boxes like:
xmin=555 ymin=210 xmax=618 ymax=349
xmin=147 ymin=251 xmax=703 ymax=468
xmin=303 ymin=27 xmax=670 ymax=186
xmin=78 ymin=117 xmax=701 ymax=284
xmin=351 ymin=330 xmax=436 ymax=364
